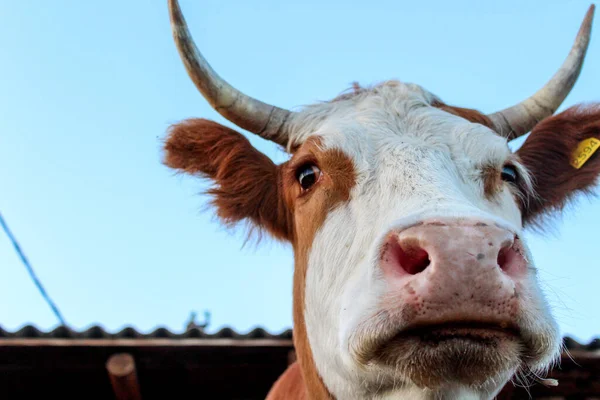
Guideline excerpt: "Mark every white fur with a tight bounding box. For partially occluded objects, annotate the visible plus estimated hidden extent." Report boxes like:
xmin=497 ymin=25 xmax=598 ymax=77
xmin=289 ymin=81 xmax=559 ymax=399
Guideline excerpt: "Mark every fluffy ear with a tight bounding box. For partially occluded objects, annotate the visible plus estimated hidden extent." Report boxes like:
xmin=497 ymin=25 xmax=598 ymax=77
xmin=163 ymin=119 xmax=292 ymax=241
xmin=516 ymin=104 xmax=600 ymax=225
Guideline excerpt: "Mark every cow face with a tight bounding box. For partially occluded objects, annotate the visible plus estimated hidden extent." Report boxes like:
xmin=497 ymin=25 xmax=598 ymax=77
xmin=281 ymin=82 xmax=555 ymax=398
xmin=164 ymin=1 xmax=597 ymax=398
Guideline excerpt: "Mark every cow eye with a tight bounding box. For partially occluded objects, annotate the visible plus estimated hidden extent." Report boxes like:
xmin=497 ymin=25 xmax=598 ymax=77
xmin=296 ymin=164 xmax=321 ymax=190
xmin=501 ymin=165 xmax=518 ymax=184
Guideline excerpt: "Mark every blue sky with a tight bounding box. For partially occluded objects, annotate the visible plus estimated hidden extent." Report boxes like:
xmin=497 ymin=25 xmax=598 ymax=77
xmin=0 ymin=0 xmax=598 ymax=343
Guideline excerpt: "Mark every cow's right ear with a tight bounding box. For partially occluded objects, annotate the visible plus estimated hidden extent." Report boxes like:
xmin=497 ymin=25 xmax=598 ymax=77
xmin=163 ymin=119 xmax=292 ymax=242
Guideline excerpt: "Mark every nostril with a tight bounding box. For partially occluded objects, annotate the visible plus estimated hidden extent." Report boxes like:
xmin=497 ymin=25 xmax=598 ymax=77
xmin=393 ymin=241 xmax=430 ymax=275
xmin=497 ymin=248 xmax=509 ymax=271
xmin=497 ymin=237 xmax=523 ymax=275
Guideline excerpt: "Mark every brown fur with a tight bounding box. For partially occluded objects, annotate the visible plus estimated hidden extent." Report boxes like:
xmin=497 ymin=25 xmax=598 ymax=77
xmin=432 ymin=100 xmax=495 ymax=129
xmin=481 ymin=164 xmax=503 ymax=199
xmin=282 ymin=138 xmax=357 ymax=245
xmin=163 ymin=119 xmax=293 ymax=241
xmin=291 ymin=259 xmax=330 ymax=400
xmin=516 ymin=104 xmax=600 ymax=225
xmin=281 ymin=138 xmax=357 ymax=400
xmin=164 ymin=126 xmax=357 ymax=399
xmin=266 ymin=362 xmax=307 ymax=400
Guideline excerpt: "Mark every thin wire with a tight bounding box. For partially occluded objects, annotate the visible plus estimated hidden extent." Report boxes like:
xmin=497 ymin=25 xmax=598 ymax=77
xmin=0 ymin=211 xmax=67 ymax=326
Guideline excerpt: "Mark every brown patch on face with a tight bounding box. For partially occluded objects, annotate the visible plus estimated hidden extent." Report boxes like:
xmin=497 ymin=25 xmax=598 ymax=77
xmin=163 ymin=118 xmax=293 ymax=241
xmin=432 ymin=100 xmax=495 ymax=129
xmin=284 ymin=138 xmax=356 ymax=247
xmin=482 ymin=164 xmax=503 ymax=199
xmin=516 ymin=104 xmax=600 ymax=225
xmin=282 ymin=137 xmax=357 ymax=399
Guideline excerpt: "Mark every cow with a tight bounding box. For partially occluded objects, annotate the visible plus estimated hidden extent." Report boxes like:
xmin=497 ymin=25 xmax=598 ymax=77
xmin=163 ymin=1 xmax=598 ymax=399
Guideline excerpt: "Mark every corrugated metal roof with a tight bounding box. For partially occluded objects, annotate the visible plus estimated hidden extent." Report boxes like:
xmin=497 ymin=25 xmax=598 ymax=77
xmin=0 ymin=325 xmax=293 ymax=340
xmin=562 ymin=336 xmax=600 ymax=351
xmin=1 ymin=325 xmax=598 ymax=350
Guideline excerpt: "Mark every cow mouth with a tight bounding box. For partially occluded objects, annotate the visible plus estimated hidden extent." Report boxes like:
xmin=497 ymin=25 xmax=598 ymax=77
xmin=356 ymin=319 xmax=524 ymax=389
xmin=397 ymin=320 xmax=521 ymax=344
xmin=362 ymin=319 xmax=522 ymax=365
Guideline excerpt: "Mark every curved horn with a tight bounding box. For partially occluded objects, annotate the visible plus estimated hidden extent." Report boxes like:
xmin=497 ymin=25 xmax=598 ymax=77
xmin=488 ymin=5 xmax=595 ymax=140
xmin=168 ymin=0 xmax=291 ymax=147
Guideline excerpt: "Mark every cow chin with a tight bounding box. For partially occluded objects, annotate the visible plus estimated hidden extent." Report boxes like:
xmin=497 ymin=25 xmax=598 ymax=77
xmin=359 ymin=328 xmax=522 ymax=390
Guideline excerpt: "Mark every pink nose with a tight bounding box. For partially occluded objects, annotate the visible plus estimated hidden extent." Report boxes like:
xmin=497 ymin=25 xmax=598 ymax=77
xmin=380 ymin=219 xmax=527 ymax=316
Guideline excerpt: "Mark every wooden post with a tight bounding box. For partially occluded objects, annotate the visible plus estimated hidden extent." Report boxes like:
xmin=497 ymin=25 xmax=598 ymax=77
xmin=106 ymin=353 xmax=142 ymax=400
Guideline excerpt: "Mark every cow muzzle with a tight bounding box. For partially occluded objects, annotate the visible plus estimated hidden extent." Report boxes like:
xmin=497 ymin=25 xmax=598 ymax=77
xmin=352 ymin=218 xmax=540 ymax=388
xmin=379 ymin=218 xmax=527 ymax=317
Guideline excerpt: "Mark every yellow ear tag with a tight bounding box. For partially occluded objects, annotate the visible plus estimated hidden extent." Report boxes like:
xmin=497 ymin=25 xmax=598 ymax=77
xmin=571 ymin=137 xmax=600 ymax=169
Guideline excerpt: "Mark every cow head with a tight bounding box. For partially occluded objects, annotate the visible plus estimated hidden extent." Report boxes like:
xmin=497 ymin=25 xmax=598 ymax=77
xmin=163 ymin=1 xmax=598 ymax=398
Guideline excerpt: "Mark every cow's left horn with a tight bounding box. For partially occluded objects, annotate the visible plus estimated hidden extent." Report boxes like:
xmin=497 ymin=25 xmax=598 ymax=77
xmin=168 ymin=0 xmax=292 ymax=147
xmin=488 ymin=5 xmax=595 ymax=140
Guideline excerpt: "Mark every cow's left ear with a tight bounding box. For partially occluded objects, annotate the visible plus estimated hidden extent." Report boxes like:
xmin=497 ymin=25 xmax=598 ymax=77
xmin=516 ymin=104 xmax=600 ymax=225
